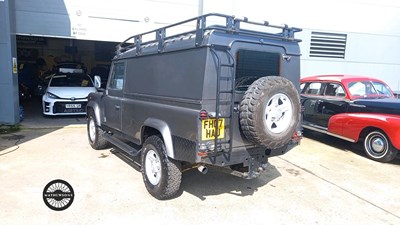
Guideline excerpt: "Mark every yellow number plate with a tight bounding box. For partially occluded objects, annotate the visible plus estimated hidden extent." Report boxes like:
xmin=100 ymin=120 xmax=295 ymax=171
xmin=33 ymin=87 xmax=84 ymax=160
xmin=201 ymin=118 xmax=225 ymax=141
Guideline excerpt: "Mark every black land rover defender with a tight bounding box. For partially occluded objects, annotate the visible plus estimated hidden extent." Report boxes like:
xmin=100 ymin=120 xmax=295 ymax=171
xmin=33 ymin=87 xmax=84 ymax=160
xmin=87 ymin=13 xmax=302 ymax=199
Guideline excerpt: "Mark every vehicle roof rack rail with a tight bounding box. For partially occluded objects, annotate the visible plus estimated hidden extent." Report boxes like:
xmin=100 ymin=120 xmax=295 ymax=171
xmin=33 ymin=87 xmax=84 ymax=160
xmin=115 ymin=13 xmax=302 ymax=55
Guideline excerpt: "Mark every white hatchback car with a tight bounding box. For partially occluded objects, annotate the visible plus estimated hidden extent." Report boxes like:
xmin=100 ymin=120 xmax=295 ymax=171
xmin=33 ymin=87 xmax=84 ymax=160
xmin=42 ymin=68 xmax=96 ymax=116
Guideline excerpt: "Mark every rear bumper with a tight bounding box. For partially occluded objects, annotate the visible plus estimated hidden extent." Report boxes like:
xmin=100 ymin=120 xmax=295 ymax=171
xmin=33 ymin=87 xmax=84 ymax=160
xmin=199 ymin=139 xmax=299 ymax=167
xmin=195 ymin=140 xmax=299 ymax=179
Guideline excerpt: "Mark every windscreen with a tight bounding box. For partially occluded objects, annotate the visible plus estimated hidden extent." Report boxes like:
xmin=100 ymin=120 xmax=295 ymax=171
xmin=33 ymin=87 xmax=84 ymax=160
xmin=348 ymin=81 xmax=393 ymax=98
xmin=50 ymin=74 xmax=94 ymax=87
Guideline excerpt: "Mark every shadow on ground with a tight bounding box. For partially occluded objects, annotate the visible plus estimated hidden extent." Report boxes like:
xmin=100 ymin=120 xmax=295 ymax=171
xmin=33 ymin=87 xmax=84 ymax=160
xmin=179 ymin=164 xmax=281 ymax=200
xmin=303 ymin=129 xmax=400 ymax=165
xmin=0 ymin=128 xmax=59 ymax=155
xmin=0 ymin=97 xmax=86 ymax=154
xmin=111 ymin=148 xmax=281 ymax=200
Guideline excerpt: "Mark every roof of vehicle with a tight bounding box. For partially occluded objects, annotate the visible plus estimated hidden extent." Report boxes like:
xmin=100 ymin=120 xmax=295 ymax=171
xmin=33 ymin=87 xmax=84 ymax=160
xmin=115 ymin=13 xmax=302 ymax=59
xmin=301 ymin=75 xmax=387 ymax=84
xmin=52 ymin=73 xmax=90 ymax=78
xmin=54 ymin=62 xmax=87 ymax=73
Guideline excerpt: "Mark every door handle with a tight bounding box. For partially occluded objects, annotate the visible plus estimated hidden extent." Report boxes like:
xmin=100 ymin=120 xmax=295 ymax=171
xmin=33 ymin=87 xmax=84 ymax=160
xmin=115 ymin=105 xmax=120 ymax=110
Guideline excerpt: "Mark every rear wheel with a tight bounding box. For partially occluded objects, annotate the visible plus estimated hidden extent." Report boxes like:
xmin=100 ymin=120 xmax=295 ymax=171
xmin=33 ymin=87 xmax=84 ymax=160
xmin=87 ymin=111 xmax=109 ymax=150
xmin=141 ymin=135 xmax=182 ymax=200
xmin=363 ymin=130 xmax=398 ymax=162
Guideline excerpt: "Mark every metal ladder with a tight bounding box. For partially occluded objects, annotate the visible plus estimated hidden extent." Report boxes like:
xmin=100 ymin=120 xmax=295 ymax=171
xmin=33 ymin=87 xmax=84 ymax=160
xmin=210 ymin=45 xmax=236 ymax=155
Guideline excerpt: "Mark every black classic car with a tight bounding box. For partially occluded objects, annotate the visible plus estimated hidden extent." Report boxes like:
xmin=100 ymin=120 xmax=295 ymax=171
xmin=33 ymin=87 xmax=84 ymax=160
xmin=301 ymin=75 xmax=399 ymax=162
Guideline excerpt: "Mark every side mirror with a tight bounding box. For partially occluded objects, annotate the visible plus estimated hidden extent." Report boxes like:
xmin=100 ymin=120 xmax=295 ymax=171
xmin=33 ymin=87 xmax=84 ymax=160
xmin=94 ymin=75 xmax=102 ymax=89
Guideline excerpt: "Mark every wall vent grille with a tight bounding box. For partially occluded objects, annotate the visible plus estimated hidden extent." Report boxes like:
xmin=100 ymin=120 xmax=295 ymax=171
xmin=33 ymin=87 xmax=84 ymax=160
xmin=310 ymin=32 xmax=347 ymax=59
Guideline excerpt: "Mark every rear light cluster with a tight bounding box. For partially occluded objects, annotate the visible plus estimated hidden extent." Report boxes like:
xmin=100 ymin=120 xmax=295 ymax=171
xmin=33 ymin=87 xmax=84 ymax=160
xmin=199 ymin=109 xmax=208 ymax=120
xmin=292 ymin=130 xmax=302 ymax=143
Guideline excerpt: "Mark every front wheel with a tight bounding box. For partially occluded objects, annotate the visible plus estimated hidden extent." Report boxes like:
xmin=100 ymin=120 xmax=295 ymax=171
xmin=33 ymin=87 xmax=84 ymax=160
xmin=363 ymin=130 xmax=398 ymax=162
xmin=141 ymin=135 xmax=182 ymax=200
xmin=87 ymin=111 xmax=109 ymax=150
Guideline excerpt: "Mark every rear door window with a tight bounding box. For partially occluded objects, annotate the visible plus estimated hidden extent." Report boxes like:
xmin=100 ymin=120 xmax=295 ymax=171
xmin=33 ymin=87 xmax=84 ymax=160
xmin=323 ymin=83 xmax=345 ymax=97
xmin=235 ymin=50 xmax=280 ymax=91
xmin=302 ymin=82 xmax=323 ymax=95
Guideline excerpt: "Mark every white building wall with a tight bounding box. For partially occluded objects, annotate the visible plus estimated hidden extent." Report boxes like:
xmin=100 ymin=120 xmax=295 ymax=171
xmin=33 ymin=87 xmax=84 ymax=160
xmin=16 ymin=0 xmax=200 ymax=42
xmin=203 ymin=0 xmax=400 ymax=90
xmin=298 ymin=30 xmax=400 ymax=87
xmin=15 ymin=0 xmax=400 ymax=89
xmin=203 ymin=0 xmax=400 ymax=35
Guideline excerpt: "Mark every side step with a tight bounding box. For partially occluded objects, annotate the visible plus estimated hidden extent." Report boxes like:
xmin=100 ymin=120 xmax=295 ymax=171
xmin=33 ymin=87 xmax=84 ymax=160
xmin=104 ymin=134 xmax=142 ymax=157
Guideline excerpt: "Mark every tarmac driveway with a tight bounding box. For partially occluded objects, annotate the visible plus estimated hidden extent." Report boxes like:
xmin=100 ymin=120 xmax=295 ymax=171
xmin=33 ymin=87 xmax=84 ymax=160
xmin=0 ymin=123 xmax=399 ymax=225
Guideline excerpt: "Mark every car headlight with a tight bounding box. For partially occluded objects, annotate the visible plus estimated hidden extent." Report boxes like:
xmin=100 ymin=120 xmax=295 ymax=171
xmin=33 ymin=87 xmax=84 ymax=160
xmin=46 ymin=92 xmax=60 ymax=99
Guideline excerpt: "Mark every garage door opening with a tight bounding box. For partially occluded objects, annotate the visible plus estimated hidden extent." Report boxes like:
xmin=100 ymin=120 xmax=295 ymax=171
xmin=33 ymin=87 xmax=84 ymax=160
xmin=16 ymin=35 xmax=117 ymax=125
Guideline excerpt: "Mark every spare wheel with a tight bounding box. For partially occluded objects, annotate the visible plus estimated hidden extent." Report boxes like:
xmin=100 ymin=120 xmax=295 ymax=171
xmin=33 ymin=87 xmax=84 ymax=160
xmin=239 ymin=76 xmax=300 ymax=149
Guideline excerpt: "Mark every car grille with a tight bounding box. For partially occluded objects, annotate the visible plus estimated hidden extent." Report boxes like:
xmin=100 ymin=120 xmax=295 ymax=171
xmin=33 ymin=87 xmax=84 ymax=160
xmin=53 ymin=101 xmax=87 ymax=114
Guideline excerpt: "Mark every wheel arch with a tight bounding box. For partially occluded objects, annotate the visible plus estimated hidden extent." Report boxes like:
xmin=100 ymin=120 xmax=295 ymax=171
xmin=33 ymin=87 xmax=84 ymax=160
xmin=359 ymin=126 xmax=380 ymax=141
xmin=360 ymin=127 xmax=399 ymax=162
xmin=141 ymin=118 xmax=175 ymax=158
xmin=359 ymin=125 xmax=397 ymax=142
xmin=86 ymin=101 xmax=101 ymax=126
xmin=358 ymin=126 xmax=400 ymax=151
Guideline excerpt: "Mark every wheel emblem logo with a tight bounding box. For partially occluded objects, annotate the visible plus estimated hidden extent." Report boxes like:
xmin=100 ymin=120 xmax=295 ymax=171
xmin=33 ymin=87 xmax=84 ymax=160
xmin=43 ymin=179 xmax=74 ymax=211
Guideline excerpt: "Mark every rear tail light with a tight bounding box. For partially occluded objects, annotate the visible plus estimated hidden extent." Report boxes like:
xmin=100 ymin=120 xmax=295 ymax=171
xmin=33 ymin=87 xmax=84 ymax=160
xmin=292 ymin=130 xmax=302 ymax=143
xmin=199 ymin=109 xmax=208 ymax=120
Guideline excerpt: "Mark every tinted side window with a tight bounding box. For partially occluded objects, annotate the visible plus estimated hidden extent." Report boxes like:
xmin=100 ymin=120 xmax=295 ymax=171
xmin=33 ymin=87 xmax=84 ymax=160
xmin=302 ymin=82 xmax=323 ymax=95
xmin=300 ymin=83 xmax=306 ymax=91
xmin=109 ymin=62 xmax=125 ymax=90
xmin=324 ymin=83 xmax=345 ymax=97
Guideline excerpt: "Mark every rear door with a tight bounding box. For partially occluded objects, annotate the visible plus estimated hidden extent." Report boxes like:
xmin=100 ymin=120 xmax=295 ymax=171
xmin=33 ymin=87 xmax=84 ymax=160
xmin=302 ymin=82 xmax=348 ymax=128
xmin=103 ymin=62 xmax=125 ymax=131
xmin=231 ymin=45 xmax=287 ymax=148
xmin=316 ymin=83 xmax=349 ymax=127
xmin=301 ymin=82 xmax=325 ymax=127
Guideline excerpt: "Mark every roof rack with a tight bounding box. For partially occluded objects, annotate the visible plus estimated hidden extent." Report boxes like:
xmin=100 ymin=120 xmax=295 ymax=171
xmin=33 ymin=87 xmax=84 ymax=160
xmin=115 ymin=13 xmax=302 ymax=55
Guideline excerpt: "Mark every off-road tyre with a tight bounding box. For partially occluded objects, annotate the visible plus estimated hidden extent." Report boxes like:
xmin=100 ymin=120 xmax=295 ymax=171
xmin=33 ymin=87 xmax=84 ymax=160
xmin=141 ymin=135 xmax=182 ymax=200
xmin=363 ymin=130 xmax=398 ymax=163
xmin=239 ymin=76 xmax=300 ymax=148
xmin=87 ymin=110 xmax=109 ymax=150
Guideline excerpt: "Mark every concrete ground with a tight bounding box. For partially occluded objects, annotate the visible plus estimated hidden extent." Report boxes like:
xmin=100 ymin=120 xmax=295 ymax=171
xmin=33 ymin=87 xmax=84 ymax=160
xmin=1 ymin=101 xmax=400 ymax=224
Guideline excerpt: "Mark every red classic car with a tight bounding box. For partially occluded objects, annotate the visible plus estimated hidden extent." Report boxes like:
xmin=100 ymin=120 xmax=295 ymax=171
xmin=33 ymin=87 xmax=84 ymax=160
xmin=301 ymin=75 xmax=399 ymax=162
